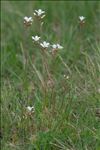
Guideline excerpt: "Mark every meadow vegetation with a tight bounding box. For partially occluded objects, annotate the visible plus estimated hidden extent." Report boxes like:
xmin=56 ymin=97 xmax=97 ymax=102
xmin=1 ymin=1 xmax=100 ymax=150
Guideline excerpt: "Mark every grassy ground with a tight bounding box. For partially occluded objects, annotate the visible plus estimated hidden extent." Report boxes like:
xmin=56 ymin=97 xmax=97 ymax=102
xmin=1 ymin=1 xmax=100 ymax=150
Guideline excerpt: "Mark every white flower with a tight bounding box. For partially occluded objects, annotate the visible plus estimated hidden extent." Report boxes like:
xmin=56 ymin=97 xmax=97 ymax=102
xmin=52 ymin=44 xmax=58 ymax=49
xmin=24 ymin=16 xmax=33 ymax=23
xmin=52 ymin=44 xmax=63 ymax=49
xmin=34 ymin=9 xmax=45 ymax=17
xmin=40 ymin=41 xmax=50 ymax=48
xmin=56 ymin=44 xmax=63 ymax=49
xmin=32 ymin=35 xmax=40 ymax=42
xmin=79 ymin=16 xmax=85 ymax=21
xmin=26 ymin=106 xmax=34 ymax=112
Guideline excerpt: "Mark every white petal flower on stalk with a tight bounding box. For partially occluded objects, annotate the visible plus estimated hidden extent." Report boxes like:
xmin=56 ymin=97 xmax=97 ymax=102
xmin=24 ymin=16 xmax=33 ymax=23
xmin=52 ymin=44 xmax=58 ymax=49
xmin=32 ymin=35 xmax=40 ymax=42
xmin=40 ymin=41 xmax=50 ymax=48
xmin=34 ymin=9 xmax=45 ymax=16
xmin=26 ymin=106 xmax=34 ymax=112
xmin=79 ymin=16 xmax=85 ymax=22
xmin=24 ymin=16 xmax=33 ymax=27
xmin=52 ymin=44 xmax=63 ymax=49
xmin=56 ymin=44 xmax=63 ymax=49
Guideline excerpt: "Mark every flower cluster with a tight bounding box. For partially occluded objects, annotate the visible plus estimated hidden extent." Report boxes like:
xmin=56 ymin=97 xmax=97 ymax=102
xmin=32 ymin=35 xmax=50 ymax=49
xmin=24 ymin=9 xmax=64 ymax=55
xmin=23 ymin=11 xmax=85 ymax=55
xmin=31 ymin=34 xmax=63 ymax=54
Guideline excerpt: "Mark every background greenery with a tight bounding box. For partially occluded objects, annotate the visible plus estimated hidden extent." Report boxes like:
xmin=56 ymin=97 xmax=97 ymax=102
xmin=1 ymin=1 xmax=100 ymax=150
